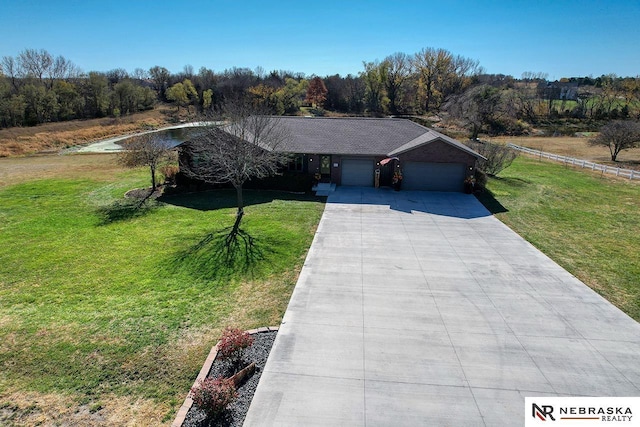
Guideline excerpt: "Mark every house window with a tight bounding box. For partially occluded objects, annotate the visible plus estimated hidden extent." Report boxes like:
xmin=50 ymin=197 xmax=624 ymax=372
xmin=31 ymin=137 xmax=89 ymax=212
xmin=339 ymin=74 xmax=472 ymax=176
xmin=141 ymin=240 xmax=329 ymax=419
xmin=320 ymin=155 xmax=331 ymax=175
xmin=287 ymin=155 xmax=304 ymax=172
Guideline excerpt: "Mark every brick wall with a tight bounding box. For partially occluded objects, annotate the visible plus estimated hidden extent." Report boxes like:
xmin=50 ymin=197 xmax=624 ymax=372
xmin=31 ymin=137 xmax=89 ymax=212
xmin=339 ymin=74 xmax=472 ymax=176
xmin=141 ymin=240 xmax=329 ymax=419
xmin=398 ymin=140 xmax=477 ymax=170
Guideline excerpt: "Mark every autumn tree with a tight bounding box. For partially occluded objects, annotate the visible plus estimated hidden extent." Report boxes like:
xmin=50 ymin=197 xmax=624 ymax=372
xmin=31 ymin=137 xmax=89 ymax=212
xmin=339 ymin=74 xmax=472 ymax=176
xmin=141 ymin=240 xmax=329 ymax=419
xmin=202 ymin=89 xmax=213 ymax=109
xmin=166 ymin=79 xmax=199 ymax=113
xmin=381 ymin=52 xmax=412 ymax=114
xmin=149 ymin=66 xmax=171 ymax=100
xmin=361 ymin=61 xmax=388 ymax=114
xmin=412 ymin=47 xmax=481 ymax=113
xmin=305 ymin=76 xmax=327 ymax=109
xmin=590 ymin=120 xmax=640 ymax=161
xmin=83 ymin=72 xmax=109 ymax=117
xmin=179 ymin=100 xmax=290 ymax=232
xmin=277 ymin=78 xmax=307 ymax=114
xmin=53 ymin=80 xmax=84 ymax=120
xmin=118 ymin=132 xmax=174 ymax=190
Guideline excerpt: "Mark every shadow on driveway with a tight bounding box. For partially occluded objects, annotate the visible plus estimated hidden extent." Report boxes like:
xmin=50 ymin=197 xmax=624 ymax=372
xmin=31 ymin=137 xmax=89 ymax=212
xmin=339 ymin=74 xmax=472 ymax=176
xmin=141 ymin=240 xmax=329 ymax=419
xmin=326 ymin=186 xmax=505 ymax=219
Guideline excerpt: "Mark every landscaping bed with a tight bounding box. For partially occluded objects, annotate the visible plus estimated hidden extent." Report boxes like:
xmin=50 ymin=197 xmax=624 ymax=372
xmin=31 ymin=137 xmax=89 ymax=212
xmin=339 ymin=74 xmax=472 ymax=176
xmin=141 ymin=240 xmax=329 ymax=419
xmin=182 ymin=330 xmax=277 ymax=427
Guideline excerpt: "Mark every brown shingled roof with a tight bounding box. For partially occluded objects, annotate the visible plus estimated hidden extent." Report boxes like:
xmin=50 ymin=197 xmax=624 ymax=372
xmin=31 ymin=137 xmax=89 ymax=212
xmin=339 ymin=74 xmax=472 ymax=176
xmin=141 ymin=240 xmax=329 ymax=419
xmin=275 ymin=116 xmax=482 ymax=158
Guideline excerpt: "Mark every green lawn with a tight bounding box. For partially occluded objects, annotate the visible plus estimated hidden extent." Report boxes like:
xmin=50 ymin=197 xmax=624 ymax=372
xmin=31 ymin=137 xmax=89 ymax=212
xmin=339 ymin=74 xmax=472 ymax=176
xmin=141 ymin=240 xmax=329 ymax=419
xmin=2 ymin=153 xmax=638 ymax=425
xmin=478 ymin=157 xmax=640 ymax=321
xmin=0 ymin=161 xmax=324 ymax=425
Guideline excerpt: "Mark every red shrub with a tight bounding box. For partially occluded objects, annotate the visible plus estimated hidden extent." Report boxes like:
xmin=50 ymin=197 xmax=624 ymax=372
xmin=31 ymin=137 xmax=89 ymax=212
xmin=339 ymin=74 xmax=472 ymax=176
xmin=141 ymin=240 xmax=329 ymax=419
xmin=190 ymin=377 xmax=237 ymax=418
xmin=217 ymin=327 xmax=254 ymax=365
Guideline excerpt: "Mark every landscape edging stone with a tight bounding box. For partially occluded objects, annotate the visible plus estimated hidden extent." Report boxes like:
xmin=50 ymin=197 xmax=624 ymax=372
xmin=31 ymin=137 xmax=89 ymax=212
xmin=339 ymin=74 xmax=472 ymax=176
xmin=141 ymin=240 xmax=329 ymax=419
xmin=171 ymin=326 xmax=279 ymax=427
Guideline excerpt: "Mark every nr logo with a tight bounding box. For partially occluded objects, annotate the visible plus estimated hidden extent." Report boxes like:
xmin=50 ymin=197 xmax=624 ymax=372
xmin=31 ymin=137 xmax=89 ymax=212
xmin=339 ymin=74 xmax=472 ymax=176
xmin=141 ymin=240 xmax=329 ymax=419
xmin=533 ymin=403 xmax=556 ymax=421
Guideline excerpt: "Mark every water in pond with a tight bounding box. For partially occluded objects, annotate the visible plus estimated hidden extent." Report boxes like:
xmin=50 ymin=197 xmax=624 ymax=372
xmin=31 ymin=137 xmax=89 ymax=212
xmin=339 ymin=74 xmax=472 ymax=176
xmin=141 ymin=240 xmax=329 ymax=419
xmin=77 ymin=125 xmax=208 ymax=152
xmin=128 ymin=126 xmax=204 ymax=148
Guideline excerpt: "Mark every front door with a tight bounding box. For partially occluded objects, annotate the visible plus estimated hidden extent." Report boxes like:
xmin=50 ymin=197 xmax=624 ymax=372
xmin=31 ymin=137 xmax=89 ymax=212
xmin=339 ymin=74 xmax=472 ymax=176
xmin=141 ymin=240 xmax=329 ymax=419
xmin=320 ymin=155 xmax=331 ymax=181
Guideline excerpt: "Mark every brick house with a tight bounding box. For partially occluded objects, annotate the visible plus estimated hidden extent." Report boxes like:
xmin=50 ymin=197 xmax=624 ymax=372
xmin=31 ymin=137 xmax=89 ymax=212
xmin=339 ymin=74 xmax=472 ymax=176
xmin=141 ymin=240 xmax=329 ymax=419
xmin=178 ymin=117 xmax=483 ymax=192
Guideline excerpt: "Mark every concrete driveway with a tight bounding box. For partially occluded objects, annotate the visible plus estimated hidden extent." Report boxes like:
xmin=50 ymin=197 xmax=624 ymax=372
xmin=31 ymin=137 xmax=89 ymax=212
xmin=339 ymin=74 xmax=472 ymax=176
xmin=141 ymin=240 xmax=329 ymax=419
xmin=244 ymin=187 xmax=640 ymax=426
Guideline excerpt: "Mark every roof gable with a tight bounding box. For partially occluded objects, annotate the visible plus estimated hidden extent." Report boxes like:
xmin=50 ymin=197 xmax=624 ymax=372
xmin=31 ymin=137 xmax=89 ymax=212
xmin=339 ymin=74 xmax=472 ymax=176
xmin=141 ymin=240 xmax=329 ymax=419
xmin=388 ymin=128 xmax=484 ymax=159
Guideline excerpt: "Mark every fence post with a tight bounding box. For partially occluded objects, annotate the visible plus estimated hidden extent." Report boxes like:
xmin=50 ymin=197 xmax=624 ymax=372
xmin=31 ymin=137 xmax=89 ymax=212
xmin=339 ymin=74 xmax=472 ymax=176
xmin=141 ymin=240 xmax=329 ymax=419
xmin=632 ymin=170 xmax=635 ymax=180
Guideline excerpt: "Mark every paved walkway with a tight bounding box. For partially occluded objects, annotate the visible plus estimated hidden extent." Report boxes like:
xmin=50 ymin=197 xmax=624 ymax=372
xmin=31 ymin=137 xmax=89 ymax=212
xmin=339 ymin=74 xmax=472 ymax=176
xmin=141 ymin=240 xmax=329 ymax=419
xmin=244 ymin=188 xmax=640 ymax=426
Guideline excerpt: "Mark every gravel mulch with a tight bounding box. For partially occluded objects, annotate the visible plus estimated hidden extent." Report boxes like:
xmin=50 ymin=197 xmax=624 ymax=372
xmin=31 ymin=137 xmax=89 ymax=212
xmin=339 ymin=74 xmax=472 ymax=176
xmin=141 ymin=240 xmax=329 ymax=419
xmin=182 ymin=331 xmax=276 ymax=427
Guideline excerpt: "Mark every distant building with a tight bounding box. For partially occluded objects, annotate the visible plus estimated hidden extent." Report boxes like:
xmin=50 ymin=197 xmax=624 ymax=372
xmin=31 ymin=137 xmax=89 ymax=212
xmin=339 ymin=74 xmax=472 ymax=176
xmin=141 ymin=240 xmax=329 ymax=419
xmin=537 ymin=81 xmax=579 ymax=101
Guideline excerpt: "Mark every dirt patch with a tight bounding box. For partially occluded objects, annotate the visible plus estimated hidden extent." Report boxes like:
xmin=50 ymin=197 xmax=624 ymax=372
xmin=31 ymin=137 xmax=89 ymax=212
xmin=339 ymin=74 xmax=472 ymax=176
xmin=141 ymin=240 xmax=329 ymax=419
xmin=0 ymin=390 xmax=168 ymax=427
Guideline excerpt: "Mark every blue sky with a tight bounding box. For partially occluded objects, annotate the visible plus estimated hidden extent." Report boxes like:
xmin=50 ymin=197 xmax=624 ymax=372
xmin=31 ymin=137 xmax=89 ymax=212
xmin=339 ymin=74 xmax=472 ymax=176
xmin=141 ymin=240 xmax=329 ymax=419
xmin=1 ymin=0 xmax=639 ymax=80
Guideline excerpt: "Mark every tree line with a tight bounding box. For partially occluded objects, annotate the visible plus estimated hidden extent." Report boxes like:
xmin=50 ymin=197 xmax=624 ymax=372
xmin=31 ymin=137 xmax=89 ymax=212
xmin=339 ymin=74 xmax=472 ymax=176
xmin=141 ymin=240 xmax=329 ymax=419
xmin=2 ymin=48 xmax=640 ymax=132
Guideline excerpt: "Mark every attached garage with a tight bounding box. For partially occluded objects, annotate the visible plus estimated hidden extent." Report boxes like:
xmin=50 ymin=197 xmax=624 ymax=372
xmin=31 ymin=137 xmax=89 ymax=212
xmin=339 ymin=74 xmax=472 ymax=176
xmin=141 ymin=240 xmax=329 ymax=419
xmin=401 ymin=162 xmax=467 ymax=192
xmin=341 ymin=158 xmax=374 ymax=186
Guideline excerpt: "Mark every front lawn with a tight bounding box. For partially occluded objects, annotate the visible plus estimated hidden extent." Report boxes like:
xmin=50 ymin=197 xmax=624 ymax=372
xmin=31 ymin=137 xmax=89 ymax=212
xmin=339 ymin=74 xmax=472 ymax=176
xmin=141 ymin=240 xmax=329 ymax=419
xmin=0 ymin=155 xmax=324 ymax=425
xmin=478 ymin=157 xmax=640 ymax=321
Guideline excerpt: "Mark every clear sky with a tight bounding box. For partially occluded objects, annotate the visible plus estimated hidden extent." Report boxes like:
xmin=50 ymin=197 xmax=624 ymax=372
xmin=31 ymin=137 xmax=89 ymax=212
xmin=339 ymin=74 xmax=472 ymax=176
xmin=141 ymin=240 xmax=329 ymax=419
xmin=1 ymin=0 xmax=639 ymax=80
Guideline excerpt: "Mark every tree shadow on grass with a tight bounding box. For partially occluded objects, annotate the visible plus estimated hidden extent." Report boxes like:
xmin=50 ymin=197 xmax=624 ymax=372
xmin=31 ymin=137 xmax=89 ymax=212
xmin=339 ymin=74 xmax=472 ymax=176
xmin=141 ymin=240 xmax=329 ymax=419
xmin=474 ymin=190 xmax=508 ymax=215
xmin=169 ymin=226 xmax=269 ymax=281
xmin=96 ymin=192 xmax=160 ymax=225
xmin=159 ymin=189 xmax=320 ymax=212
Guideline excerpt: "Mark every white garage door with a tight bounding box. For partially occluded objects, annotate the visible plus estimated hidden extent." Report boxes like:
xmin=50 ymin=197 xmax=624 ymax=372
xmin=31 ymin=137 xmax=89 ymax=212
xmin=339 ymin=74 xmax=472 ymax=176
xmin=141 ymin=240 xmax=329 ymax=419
xmin=341 ymin=158 xmax=374 ymax=186
xmin=402 ymin=162 xmax=467 ymax=192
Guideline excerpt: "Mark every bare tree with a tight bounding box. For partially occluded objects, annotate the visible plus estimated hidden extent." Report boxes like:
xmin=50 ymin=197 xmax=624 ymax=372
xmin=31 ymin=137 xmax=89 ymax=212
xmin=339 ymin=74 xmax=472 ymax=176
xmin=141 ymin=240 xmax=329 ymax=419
xmin=118 ymin=133 xmax=174 ymax=191
xmin=465 ymin=140 xmax=518 ymax=176
xmin=447 ymin=84 xmax=504 ymax=139
xmin=18 ymin=49 xmax=53 ymax=86
xmin=51 ymin=55 xmax=82 ymax=83
xmin=1 ymin=56 xmax=24 ymax=90
xmin=590 ymin=120 xmax=640 ymax=161
xmin=179 ymin=100 xmax=291 ymax=231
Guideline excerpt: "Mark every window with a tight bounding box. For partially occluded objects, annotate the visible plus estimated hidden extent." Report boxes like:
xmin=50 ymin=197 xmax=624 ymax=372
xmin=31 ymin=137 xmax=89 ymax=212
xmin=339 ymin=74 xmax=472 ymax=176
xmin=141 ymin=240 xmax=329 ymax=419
xmin=287 ymin=154 xmax=304 ymax=172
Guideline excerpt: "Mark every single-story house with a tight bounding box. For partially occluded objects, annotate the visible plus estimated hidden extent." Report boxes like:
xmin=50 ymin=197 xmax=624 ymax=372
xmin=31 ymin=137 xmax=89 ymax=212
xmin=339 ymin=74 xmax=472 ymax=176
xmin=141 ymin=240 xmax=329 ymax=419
xmin=178 ymin=117 xmax=484 ymax=192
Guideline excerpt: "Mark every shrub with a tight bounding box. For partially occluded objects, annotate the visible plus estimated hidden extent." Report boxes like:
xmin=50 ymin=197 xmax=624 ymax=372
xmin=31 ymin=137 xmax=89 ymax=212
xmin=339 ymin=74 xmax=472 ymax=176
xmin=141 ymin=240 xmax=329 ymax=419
xmin=474 ymin=169 xmax=488 ymax=191
xmin=465 ymin=140 xmax=518 ymax=176
xmin=217 ymin=327 xmax=254 ymax=367
xmin=190 ymin=377 xmax=237 ymax=418
xmin=160 ymin=164 xmax=179 ymax=185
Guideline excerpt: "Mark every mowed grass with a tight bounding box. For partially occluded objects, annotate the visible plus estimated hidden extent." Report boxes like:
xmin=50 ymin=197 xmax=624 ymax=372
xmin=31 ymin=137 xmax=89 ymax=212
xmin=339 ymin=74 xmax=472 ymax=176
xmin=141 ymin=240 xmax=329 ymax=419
xmin=478 ymin=157 xmax=640 ymax=320
xmin=0 ymin=154 xmax=324 ymax=425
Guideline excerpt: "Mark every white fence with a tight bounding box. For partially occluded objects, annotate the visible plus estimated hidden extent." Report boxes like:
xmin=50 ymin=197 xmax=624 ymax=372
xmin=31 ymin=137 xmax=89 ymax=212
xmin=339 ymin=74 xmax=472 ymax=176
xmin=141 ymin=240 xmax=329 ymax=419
xmin=506 ymin=143 xmax=639 ymax=181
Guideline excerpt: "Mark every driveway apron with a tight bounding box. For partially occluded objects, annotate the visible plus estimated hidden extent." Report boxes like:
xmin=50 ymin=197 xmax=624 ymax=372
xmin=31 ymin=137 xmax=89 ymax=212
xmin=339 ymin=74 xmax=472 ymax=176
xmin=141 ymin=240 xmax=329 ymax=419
xmin=244 ymin=187 xmax=640 ymax=426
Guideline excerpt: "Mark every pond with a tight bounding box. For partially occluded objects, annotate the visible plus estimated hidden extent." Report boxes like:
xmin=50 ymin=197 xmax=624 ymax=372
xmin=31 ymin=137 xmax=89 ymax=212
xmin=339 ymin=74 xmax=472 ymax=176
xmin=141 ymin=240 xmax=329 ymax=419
xmin=76 ymin=123 xmax=209 ymax=153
